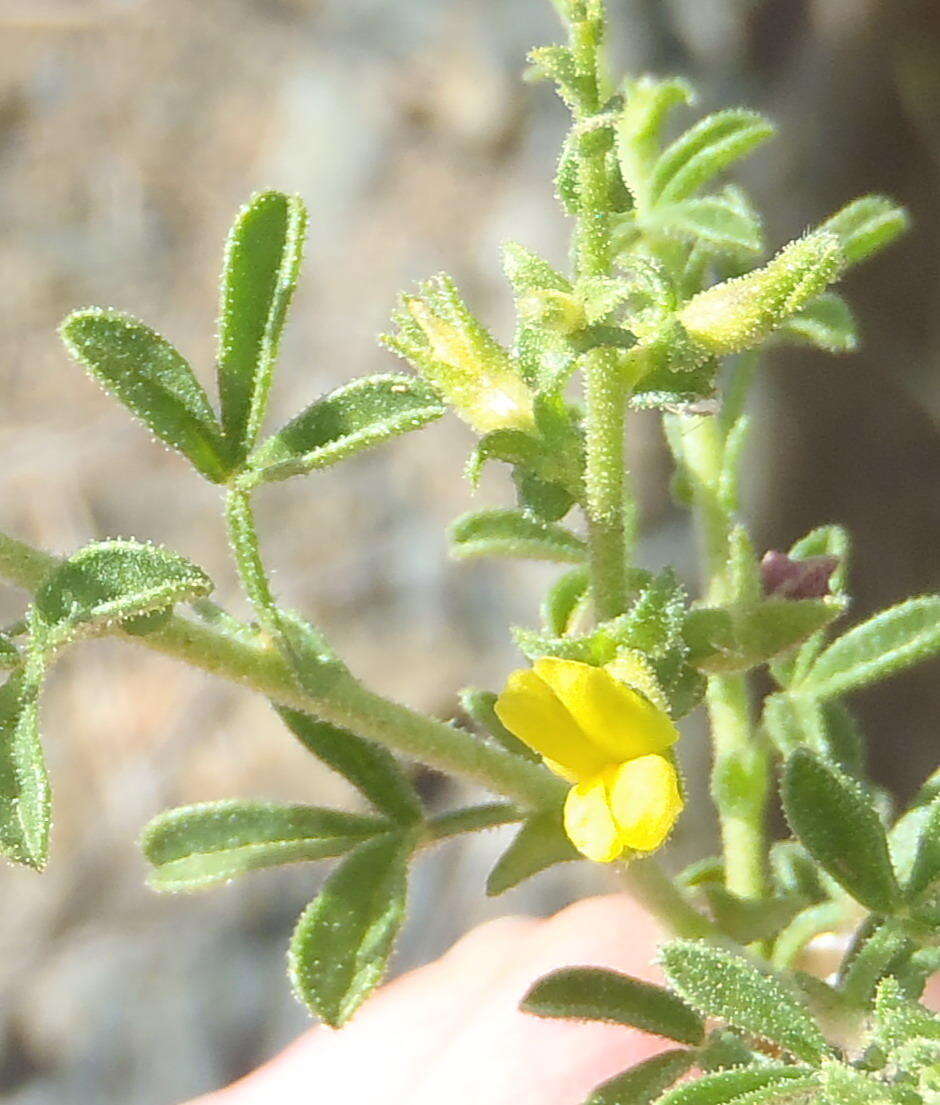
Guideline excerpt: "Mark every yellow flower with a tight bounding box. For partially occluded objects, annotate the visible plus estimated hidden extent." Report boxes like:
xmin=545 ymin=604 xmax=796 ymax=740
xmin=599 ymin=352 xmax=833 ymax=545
xmin=494 ymin=657 xmax=683 ymax=863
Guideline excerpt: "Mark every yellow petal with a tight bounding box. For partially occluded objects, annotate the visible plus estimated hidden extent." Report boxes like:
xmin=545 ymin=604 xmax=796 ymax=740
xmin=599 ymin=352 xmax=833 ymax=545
xmin=494 ymin=668 xmax=608 ymax=780
xmin=563 ymin=773 xmax=624 ymax=863
xmin=533 ymin=657 xmax=679 ymax=763
xmin=608 ymin=754 xmax=683 ymax=852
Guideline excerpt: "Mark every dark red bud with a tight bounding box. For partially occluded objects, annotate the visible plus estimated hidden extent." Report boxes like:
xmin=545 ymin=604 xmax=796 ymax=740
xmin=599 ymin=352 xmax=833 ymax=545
xmin=760 ymin=550 xmax=839 ymax=600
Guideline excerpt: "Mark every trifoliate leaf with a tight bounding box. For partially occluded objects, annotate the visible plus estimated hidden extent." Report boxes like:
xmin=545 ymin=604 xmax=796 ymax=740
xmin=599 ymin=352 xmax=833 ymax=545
xmin=798 ymin=595 xmax=940 ymax=701
xmin=586 ymin=1049 xmax=695 ymax=1105
xmin=60 ymin=309 xmax=230 ymax=483
xmin=33 ymin=540 xmax=212 ymax=642
xmin=0 ymin=670 xmax=49 ymax=871
xmin=449 ymin=509 xmax=587 ymax=563
xmin=248 ymin=375 xmax=445 ymax=484
xmin=661 ymin=940 xmax=829 ymax=1064
xmin=654 ymin=1065 xmax=817 ymax=1105
xmin=276 ymin=708 xmax=423 ymax=827
xmin=142 ymin=800 xmax=386 ymax=892
xmin=289 ymin=832 xmax=412 ymax=1026
xmin=217 ymin=191 xmax=307 ymax=461
xmin=648 ymin=109 xmax=775 ymax=207
xmin=776 ymin=293 xmax=858 ymax=354
xmin=783 ymin=749 xmax=900 ymax=913
xmin=821 ymin=195 xmax=910 ymax=266
xmin=486 ymin=809 xmax=579 ymax=895
xmin=522 ymin=967 xmax=705 ymax=1045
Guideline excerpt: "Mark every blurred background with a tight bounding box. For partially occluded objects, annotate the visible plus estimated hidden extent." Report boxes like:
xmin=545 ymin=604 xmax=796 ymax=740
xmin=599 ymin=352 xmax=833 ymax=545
xmin=0 ymin=0 xmax=937 ymax=1100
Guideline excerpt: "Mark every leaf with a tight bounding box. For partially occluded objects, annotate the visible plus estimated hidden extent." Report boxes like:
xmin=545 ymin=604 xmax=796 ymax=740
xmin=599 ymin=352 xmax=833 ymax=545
xmin=821 ymin=195 xmax=909 ymax=266
xmin=783 ymin=750 xmax=900 ymax=913
xmin=616 ymin=75 xmax=695 ymax=200
xmin=289 ymin=832 xmax=411 ymax=1026
xmin=217 ymin=191 xmax=308 ymax=460
xmin=142 ymin=799 xmax=386 ymax=892
xmin=522 ymin=967 xmax=705 ymax=1045
xmin=486 ymin=809 xmax=580 ymax=895
xmin=248 ymin=375 xmax=445 ymax=484
xmin=542 ymin=567 xmax=590 ymax=636
xmin=466 ymin=428 xmax=543 ymax=487
xmin=703 ymin=885 xmax=804 ymax=944
xmin=661 ymin=941 xmax=829 ymax=1063
xmin=776 ymin=293 xmax=858 ymax=354
xmin=694 ymin=600 xmax=843 ymax=675
xmin=276 ymin=707 xmax=423 ymax=827
xmin=33 ymin=540 xmax=212 ymax=642
xmin=0 ymin=671 xmax=49 ymax=870
xmin=449 ymin=509 xmax=587 ymax=563
xmin=502 ymin=241 xmax=572 ymax=297
xmin=459 ymin=688 xmax=540 ymax=763
xmin=585 ymin=1049 xmax=695 ymax=1105
xmin=906 ymin=797 xmax=940 ymax=901
xmin=648 ymin=109 xmax=775 ymax=207
xmin=654 ymin=1065 xmax=817 ymax=1105
xmin=60 ymin=309 xmax=230 ymax=483
xmin=798 ymin=596 xmax=940 ymax=701
xmin=0 ymin=634 xmax=19 ymax=668
xmin=648 ymin=196 xmax=763 ymax=253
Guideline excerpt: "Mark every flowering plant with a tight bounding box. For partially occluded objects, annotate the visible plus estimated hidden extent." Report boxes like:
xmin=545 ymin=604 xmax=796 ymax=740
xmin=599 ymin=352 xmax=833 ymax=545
xmin=1 ymin=0 xmax=938 ymax=1100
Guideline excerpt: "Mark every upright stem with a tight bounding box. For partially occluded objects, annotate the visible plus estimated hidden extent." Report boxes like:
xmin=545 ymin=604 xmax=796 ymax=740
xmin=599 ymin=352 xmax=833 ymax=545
xmin=570 ymin=14 xmax=632 ymax=622
xmin=675 ymin=413 xmax=768 ymax=900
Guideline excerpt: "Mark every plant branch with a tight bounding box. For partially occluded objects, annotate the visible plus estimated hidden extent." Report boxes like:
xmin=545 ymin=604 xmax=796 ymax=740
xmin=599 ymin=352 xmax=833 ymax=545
xmin=0 ymin=529 xmax=566 ymax=810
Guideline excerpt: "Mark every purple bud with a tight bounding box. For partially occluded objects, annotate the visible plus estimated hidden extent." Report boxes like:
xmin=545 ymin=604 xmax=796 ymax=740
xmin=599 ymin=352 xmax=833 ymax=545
xmin=760 ymin=550 xmax=839 ymax=600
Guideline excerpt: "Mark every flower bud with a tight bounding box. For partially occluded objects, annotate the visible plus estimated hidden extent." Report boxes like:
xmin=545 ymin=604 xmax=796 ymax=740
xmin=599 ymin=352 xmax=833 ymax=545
xmin=383 ymin=274 xmax=535 ymax=435
xmin=679 ymin=231 xmax=844 ymax=356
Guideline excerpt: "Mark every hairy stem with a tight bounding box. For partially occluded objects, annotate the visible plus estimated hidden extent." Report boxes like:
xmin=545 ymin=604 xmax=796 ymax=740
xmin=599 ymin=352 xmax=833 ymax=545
xmin=621 ymin=858 xmax=721 ymax=941
xmin=0 ymin=529 xmax=565 ymax=809
xmin=674 ymin=413 xmax=768 ymax=900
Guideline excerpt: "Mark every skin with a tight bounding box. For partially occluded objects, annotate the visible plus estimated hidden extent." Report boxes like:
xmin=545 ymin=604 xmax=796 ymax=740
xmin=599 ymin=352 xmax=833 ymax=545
xmin=183 ymin=894 xmax=667 ymax=1105
xmin=184 ymin=893 xmax=940 ymax=1105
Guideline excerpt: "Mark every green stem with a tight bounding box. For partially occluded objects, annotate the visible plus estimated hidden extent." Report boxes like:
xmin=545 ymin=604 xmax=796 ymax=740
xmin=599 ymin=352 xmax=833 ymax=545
xmin=0 ymin=529 xmax=565 ymax=810
xmin=621 ymin=857 xmax=722 ymax=940
xmin=584 ymin=348 xmax=629 ymax=619
xmin=674 ymin=413 xmax=768 ymax=900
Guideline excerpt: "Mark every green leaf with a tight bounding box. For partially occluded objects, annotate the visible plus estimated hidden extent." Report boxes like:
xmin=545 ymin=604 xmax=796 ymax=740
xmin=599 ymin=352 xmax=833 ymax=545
xmin=585 ymin=1049 xmax=695 ymax=1105
xmin=142 ymin=799 xmax=386 ymax=892
xmin=798 ymin=596 xmax=940 ymax=701
xmin=289 ymin=832 xmax=411 ymax=1026
xmin=0 ymin=670 xmax=49 ymax=870
xmin=661 ymin=941 xmax=829 ymax=1063
xmin=60 ymin=309 xmax=230 ymax=483
xmin=502 ymin=241 xmax=572 ymax=297
xmin=542 ymin=566 xmax=590 ymax=636
xmin=522 ymin=967 xmax=705 ymax=1045
xmin=703 ymin=885 xmax=804 ymax=944
xmin=694 ymin=600 xmax=843 ymax=675
xmin=449 ymin=509 xmax=587 ymax=563
xmin=33 ymin=540 xmax=210 ymax=644
xmin=783 ymin=749 xmax=900 ymax=913
xmin=486 ymin=809 xmax=580 ymax=895
xmin=276 ymin=707 xmax=422 ymax=826
xmin=776 ymin=293 xmax=858 ymax=354
xmin=0 ymin=634 xmax=19 ymax=669
xmin=33 ymin=540 xmax=212 ymax=642
xmin=248 ymin=375 xmax=445 ymax=484
xmin=906 ymin=797 xmax=940 ymax=901
xmin=648 ymin=110 xmax=775 ymax=207
xmin=217 ymin=191 xmax=308 ymax=461
xmin=647 ymin=196 xmax=763 ymax=253
xmin=466 ymin=428 xmax=543 ymax=487
xmin=616 ymin=76 xmax=695 ymax=200
xmin=654 ymin=1065 xmax=816 ymax=1105
xmin=459 ymin=687 xmax=540 ymax=763
xmin=821 ymin=195 xmax=909 ymax=266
